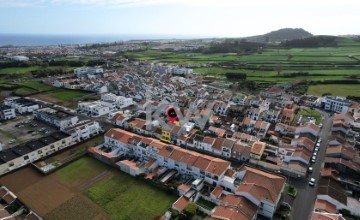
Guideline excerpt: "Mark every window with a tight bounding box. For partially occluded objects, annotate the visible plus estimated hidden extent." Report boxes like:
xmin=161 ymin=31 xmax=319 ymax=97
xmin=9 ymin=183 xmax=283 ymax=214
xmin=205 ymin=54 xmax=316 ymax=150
xmin=24 ymin=155 xmax=29 ymax=160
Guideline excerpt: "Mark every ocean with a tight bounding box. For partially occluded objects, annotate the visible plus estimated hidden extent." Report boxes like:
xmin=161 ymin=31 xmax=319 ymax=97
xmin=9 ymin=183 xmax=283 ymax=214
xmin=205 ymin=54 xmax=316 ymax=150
xmin=0 ymin=34 xmax=198 ymax=47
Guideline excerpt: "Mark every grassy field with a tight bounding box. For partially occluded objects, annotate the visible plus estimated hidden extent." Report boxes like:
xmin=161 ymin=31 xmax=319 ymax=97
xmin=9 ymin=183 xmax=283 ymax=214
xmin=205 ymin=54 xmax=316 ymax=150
xmin=123 ymin=38 xmax=360 ymax=84
xmin=85 ymin=172 xmax=177 ymax=220
xmin=12 ymin=81 xmax=55 ymax=96
xmin=0 ymin=66 xmax=76 ymax=75
xmin=0 ymin=66 xmax=42 ymax=75
xmin=299 ymin=108 xmax=322 ymax=125
xmin=307 ymin=84 xmax=360 ymax=97
xmin=49 ymin=89 xmax=90 ymax=101
xmin=56 ymin=156 xmax=108 ymax=186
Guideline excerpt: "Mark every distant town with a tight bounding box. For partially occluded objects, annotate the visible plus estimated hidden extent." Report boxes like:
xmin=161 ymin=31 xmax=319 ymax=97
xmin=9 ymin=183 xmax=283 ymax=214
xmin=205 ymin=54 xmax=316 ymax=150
xmin=0 ymin=32 xmax=359 ymax=220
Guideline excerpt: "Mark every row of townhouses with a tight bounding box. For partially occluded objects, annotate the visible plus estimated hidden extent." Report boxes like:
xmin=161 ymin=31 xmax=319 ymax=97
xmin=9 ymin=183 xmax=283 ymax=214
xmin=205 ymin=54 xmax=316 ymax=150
xmin=89 ymin=128 xmax=286 ymax=219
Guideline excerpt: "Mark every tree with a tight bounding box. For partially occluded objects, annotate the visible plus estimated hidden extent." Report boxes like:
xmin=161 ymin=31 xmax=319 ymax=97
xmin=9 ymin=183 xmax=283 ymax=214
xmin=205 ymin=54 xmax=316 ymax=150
xmin=274 ymin=64 xmax=283 ymax=75
xmin=41 ymin=62 xmax=49 ymax=68
xmin=184 ymin=202 xmax=197 ymax=219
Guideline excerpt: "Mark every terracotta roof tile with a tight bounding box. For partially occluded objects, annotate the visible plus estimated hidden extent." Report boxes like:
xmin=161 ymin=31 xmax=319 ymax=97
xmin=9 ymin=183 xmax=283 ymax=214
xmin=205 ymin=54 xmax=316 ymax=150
xmin=250 ymin=141 xmax=265 ymax=155
xmin=212 ymin=138 xmax=225 ymax=150
xmin=173 ymin=196 xmax=190 ymax=212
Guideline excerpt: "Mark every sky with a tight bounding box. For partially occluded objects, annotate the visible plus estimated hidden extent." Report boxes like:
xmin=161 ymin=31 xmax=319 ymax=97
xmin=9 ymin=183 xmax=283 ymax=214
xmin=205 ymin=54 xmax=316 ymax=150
xmin=0 ymin=0 xmax=359 ymax=38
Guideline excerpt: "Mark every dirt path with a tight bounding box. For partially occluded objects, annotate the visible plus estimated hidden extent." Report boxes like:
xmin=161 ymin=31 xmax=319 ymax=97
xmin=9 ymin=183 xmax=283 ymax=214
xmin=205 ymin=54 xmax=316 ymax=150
xmin=78 ymin=169 xmax=113 ymax=191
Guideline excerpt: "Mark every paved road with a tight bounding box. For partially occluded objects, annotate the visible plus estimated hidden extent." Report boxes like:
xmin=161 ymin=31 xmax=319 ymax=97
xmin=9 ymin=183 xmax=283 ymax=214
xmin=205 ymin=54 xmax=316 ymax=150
xmin=291 ymin=109 xmax=333 ymax=220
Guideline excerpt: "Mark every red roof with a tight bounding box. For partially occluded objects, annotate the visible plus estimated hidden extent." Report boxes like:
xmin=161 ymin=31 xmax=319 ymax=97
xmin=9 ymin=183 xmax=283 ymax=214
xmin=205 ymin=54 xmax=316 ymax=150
xmin=173 ymin=196 xmax=190 ymax=212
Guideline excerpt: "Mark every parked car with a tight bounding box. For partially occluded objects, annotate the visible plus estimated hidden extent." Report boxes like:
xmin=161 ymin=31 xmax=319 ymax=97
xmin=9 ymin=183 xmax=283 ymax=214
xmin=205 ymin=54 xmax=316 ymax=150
xmin=313 ymin=152 xmax=317 ymax=157
xmin=309 ymin=178 xmax=316 ymax=186
xmin=316 ymin=142 xmax=320 ymax=147
xmin=319 ymin=123 xmax=323 ymax=128
xmin=308 ymin=167 xmax=313 ymax=173
xmin=314 ymin=147 xmax=319 ymax=152
xmin=311 ymin=156 xmax=316 ymax=163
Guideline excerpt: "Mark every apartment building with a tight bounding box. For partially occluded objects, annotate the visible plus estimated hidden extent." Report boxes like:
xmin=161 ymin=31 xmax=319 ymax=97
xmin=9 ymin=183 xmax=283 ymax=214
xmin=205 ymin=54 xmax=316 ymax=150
xmin=0 ymin=106 xmax=16 ymax=121
xmin=77 ymin=101 xmax=110 ymax=117
xmin=101 ymin=93 xmax=133 ymax=110
xmin=0 ymin=132 xmax=72 ymax=176
xmin=62 ymin=120 xmax=102 ymax=142
xmin=323 ymin=96 xmax=352 ymax=113
xmin=4 ymin=97 xmax=40 ymax=114
xmin=33 ymin=107 xmax=79 ymax=129
xmin=74 ymin=66 xmax=103 ymax=75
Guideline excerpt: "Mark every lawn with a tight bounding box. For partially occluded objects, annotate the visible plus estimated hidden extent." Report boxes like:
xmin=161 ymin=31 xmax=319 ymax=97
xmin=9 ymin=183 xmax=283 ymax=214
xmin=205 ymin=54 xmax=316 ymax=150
xmin=0 ymin=66 xmax=42 ymax=75
xmin=299 ymin=108 xmax=322 ymax=125
xmin=14 ymin=81 xmax=54 ymax=91
xmin=50 ymin=89 xmax=91 ymax=101
xmin=307 ymin=84 xmax=360 ymax=97
xmin=56 ymin=156 xmax=108 ymax=186
xmin=85 ymin=172 xmax=177 ymax=220
xmin=14 ymin=87 xmax=38 ymax=96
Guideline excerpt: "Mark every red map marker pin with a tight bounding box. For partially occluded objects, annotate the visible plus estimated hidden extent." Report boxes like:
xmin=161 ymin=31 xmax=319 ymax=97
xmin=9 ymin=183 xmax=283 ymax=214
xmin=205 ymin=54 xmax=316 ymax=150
xmin=166 ymin=107 xmax=177 ymax=123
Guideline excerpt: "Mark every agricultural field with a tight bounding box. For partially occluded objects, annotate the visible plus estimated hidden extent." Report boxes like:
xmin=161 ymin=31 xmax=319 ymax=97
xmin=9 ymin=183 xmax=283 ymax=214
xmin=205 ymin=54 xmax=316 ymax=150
xmin=307 ymin=84 xmax=360 ymax=97
xmin=123 ymin=38 xmax=360 ymax=86
xmin=11 ymin=81 xmax=55 ymax=96
xmin=0 ymin=157 xmax=111 ymax=220
xmin=30 ymin=88 xmax=92 ymax=108
xmin=56 ymin=154 xmax=109 ymax=187
xmin=85 ymin=172 xmax=178 ymax=220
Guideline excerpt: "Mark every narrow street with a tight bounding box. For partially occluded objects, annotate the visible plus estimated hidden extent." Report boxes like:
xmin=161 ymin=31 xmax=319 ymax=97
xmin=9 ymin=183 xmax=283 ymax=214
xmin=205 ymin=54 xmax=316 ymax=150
xmin=291 ymin=109 xmax=333 ymax=220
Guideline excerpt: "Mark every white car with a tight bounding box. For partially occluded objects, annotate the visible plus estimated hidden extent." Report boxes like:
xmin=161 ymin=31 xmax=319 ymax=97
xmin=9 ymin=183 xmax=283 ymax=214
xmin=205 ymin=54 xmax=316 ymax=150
xmin=313 ymin=152 xmax=317 ymax=157
xmin=314 ymin=147 xmax=319 ymax=152
xmin=308 ymin=167 xmax=313 ymax=173
xmin=316 ymin=142 xmax=321 ymax=147
xmin=309 ymin=178 xmax=316 ymax=186
xmin=319 ymin=123 xmax=323 ymax=128
xmin=311 ymin=156 xmax=316 ymax=163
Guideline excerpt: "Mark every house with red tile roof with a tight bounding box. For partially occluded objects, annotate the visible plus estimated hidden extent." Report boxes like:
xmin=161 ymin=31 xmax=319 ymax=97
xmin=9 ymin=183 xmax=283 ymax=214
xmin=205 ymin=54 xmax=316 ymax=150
xmin=211 ymin=137 xmax=225 ymax=156
xmin=172 ymin=196 xmax=190 ymax=213
xmin=211 ymin=194 xmax=258 ymax=220
xmin=310 ymin=211 xmax=345 ymax=220
xmin=275 ymin=123 xmax=296 ymax=135
xmin=295 ymin=123 xmax=320 ymax=137
xmin=291 ymin=137 xmax=315 ymax=152
xmin=333 ymin=112 xmax=355 ymax=125
xmin=234 ymin=166 xmax=286 ymax=218
xmin=317 ymin=177 xmax=348 ymax=211
xmin=221 ymin=139 xmax=236 ymax=158
xmin=231 ymin=142 xmax=251 ymax=162
xmin=250 ymin=142 xmax=266 ymax=160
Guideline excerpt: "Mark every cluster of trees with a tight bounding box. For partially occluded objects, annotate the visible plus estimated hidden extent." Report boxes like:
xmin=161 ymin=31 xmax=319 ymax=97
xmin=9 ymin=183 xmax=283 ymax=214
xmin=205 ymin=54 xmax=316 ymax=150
xmin=202 ymin=40 xmax=264 ymax=54
xmin=225 ymin=72 xmax=247 ymax=80
xmin=281 ymin=36 xmax=337 ymax=48
xmin=0 ymin=59 xmax=106 ymax=69
xmin=31 ymin=67 xmax=67 ymax=78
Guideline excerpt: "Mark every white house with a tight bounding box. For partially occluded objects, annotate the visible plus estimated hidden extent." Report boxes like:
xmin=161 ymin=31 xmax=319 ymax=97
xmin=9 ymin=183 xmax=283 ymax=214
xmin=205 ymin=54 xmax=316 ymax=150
xmin=0 ymin=106 xmax=16 ymax=120
xmin=33 ymin=107 xmax=79 ymax=129
xmin=4 ymin=97 xmax=40 ymax=114
xmin=78 ymin=101 xmax=110 ymax=117
xmin=74 ymin=66 xmax=103 ymax=75
xmin=62 ymin=120 xmax=102 ymax=142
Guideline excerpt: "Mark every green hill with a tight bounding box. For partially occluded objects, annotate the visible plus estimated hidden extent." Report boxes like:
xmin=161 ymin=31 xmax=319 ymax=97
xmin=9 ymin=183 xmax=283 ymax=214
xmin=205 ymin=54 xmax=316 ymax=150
xmin=245 ymin=28 xmax=313 ymax=43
